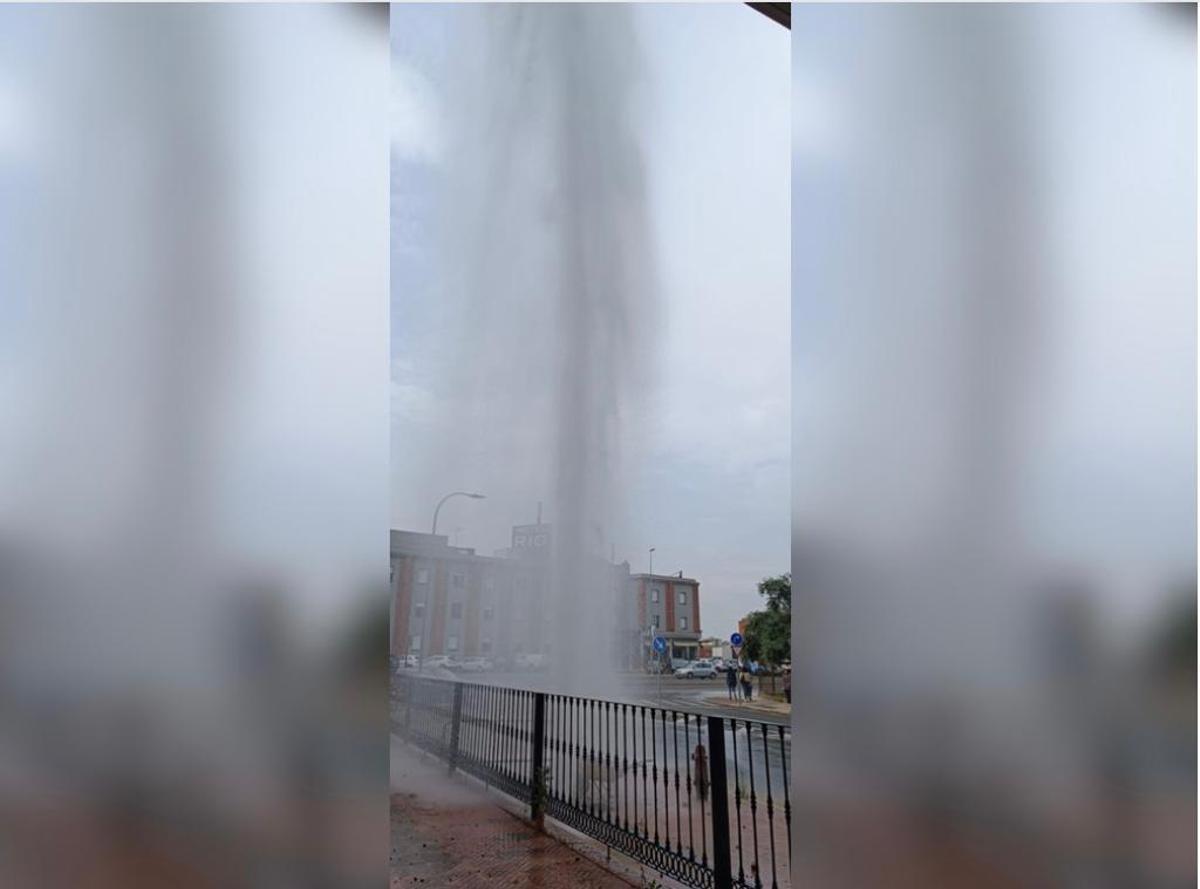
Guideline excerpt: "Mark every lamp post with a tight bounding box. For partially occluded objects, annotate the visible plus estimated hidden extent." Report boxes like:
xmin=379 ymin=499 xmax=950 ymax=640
xmin=652 ymin=539 xmax=662 ymax=671
xmin=647 ymin=547 xmax=661 ymax=695
xmin=419 ymin=491 xmax=486 ymax=672
xmin=432 ymin=491 xmax=485 ymax=536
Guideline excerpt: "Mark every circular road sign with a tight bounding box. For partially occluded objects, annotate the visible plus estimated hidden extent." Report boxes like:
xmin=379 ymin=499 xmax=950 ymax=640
xmin=730 ymin=632 xmax=743 ymax=647
xmin=652 ymin=636 xmax=667 ymax=654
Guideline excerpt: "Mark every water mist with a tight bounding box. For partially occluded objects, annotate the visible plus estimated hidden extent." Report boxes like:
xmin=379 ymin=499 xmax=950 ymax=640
xmin=427 ymin=4 xmax=658 ymax=696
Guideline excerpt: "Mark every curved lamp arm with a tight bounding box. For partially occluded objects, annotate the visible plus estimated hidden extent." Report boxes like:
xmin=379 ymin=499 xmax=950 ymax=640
xmin=432 ymin=491 xmax=485 ymax=535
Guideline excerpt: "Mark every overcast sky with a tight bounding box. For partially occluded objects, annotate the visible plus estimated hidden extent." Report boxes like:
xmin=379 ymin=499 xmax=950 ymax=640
xmin=391 ymin=4 xmax=790 ymax=641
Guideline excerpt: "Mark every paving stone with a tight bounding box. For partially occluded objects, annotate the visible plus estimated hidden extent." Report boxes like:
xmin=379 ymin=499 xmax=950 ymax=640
xmin=392 ymin=743 xmax=634 ymax=888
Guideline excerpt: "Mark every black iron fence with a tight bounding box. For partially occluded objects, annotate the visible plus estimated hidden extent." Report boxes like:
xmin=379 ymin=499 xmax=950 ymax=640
xmin=393 ymin=674 xmax=791 ymax=889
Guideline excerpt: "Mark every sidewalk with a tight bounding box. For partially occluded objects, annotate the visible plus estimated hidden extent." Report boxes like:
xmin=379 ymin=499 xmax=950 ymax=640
xmin=703 ymin=692 xmax=792 ymax=718
xmin=391 ymin=737 xmax=634 ymax=888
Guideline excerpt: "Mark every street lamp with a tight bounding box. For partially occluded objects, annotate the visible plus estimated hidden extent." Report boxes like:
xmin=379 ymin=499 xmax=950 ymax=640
xmin=646 ymin=547 xmax=658 ymax=677
xmin=432 ymin=491 xmax=486 ymax=535
xmin=418 ymin=491 xmax=485 ymax=672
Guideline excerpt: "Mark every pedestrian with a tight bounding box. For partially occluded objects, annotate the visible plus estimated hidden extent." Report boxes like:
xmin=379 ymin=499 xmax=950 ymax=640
xmin=725 ymin=663 xmax=738 ymax=701
xmin=739 ymin=664 xmax=753 ymax=702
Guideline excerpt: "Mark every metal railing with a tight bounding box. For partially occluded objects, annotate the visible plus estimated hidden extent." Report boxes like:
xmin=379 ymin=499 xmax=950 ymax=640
xmin=393 ymin=673 xmax=791 ymax=889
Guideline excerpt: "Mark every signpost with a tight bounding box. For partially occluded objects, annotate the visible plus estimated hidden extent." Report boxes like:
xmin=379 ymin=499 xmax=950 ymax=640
xmin=653 ymin=635 xmax=667 ymax=701
xmin=730 ymin=632 xmax=743 ymax=667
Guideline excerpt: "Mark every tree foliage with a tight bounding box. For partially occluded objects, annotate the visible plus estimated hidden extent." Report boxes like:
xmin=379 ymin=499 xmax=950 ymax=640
xmin=758 ymin=573 xmax=791 ymax=613
xmin=741 ymin=573 xmax=790 ymax=666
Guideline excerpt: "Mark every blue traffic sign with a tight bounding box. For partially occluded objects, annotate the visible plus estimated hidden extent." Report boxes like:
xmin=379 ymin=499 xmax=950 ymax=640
xmin=652 ymin=636 xmax=667 ymax=653
xmin=730 ymin=632 xmax=743 ymax=647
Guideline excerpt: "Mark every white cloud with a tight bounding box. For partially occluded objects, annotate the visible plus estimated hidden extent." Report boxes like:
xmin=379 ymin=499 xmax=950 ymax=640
xmin=392 ymin=61 xmax=441 ymax=164
xmin=0 ymin=70 xmax=33 ymax=161
xmin=391 ymin=358 xmax=436 ymax=427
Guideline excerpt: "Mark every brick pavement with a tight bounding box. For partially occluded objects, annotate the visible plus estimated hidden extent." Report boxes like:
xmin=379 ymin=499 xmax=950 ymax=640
xmin=391 ymin=738 xmax=636 ymax=889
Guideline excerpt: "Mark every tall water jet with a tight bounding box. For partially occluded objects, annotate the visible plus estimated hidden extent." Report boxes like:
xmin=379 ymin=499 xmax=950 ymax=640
xmin=420 ymin=4 xmax=657 ymax=695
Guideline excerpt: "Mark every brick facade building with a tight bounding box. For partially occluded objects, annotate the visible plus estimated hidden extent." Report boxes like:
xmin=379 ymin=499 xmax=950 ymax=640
xmin=391 ymin=529 xmax=548 ymax=661
xmin=392 ymin=527 xmax=704 ymax=668
xmin=631 ymin=572 xmax=702 ymax=664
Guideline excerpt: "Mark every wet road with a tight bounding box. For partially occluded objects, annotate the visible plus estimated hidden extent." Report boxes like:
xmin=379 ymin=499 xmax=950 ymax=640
xmin=397 ymin=668 xmax=790 ymax=792
xmin=404 ymin=669 xmax=789 ymax=727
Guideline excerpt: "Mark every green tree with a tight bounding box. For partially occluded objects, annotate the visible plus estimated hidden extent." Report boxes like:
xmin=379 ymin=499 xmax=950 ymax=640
xmin=758 ymin=573 xmax=791 ymax=612
xmin=741 ymin=573 xmax=790 ymax=666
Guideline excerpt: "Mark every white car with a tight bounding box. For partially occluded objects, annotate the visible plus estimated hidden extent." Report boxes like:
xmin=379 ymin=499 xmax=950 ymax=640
xmin=460 ymin=657 xmax=493 ymax=673
xmin=403 ymin=654 xmax=420 ymax=668
xmin=424 ymin=655 xmax=460 ymax=670
xmin=515 ymin=652 xmax=548 ymax=671
xmin=674 ymin=660 xmax=717 ymax=679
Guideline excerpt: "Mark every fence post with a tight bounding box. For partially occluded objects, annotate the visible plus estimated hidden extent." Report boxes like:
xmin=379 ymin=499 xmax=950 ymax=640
xmin=707 ymin=716 xmax=734 ymax=889
xmin=447 ymin=682 xmax=464 ymax=774
xmin=530 ymin=692 xmax=547 ymax=826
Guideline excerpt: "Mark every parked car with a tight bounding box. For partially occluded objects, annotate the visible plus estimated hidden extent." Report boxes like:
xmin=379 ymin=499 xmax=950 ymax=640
xmin=514 ymin=652 xmax=548 ymax=671
xmin=460 ymin=657 xmax=494 ymax=673
xmin=403 ymin=654 xmax=420 ymax=668
xmin=712 ymin=657 xmax=728 ymax=672
xmin=674 ymin=660 xmax=717 ymax=679
xmin=424 ymin=655 xmax=460 ymax=670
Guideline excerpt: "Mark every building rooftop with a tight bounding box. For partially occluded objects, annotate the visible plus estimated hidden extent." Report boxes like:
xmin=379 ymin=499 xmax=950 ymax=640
xmin=390 ymin=529 xmax=485 ymax=560
xmin=630 ymin=572 xmax=698 ymax=584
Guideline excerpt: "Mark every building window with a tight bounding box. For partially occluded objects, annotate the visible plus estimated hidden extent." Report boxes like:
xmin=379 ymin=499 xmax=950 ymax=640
xmin=679 ymin=616 xmax=689 ymax=630
xmin=481 ymin=639 xmax=492 ymax=653
xmin=678 ymin=590 xmax=687 ymax=606
xmin=452 ymin=573 xmax=465 ymax=589
xmin=414 ymin=601 xmax=425 ymax=619
xmin=410 ymin=635 xmax=421 ymax=652
xmin=416 ymin=569 xmax=429 ymax=584
xmin=652 ymin=615 xmax=660 ymax=629
xmin=483 ymin=607 xmax=494 ymax=621
xmin=451 ymin=602 xmax=463 ymax=619
xmin=447 ymin=636 xmax=459 ymax=652
xmin=651 ymin=587 xmax=660 ymax=603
